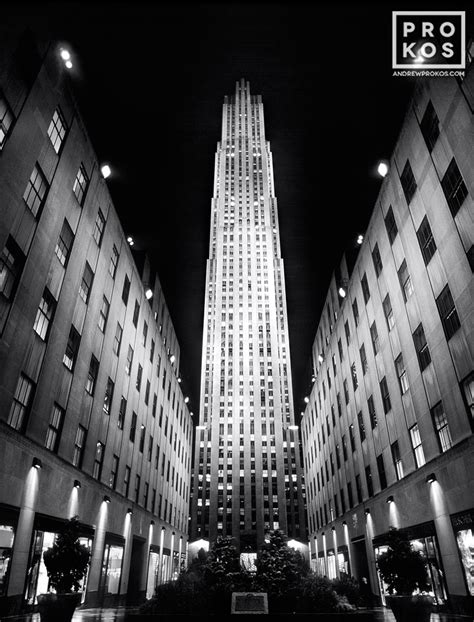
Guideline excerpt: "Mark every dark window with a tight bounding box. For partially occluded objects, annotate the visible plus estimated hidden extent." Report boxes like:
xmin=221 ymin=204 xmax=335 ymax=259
xmin=351 ymin=362 xmax=358 ymax=391
xmin=420 ymin=100 xmax=440 ymax=152
xmin=357 ymin=411 xmax=366 ymax=442
xmin=400 ymin=159 xmax=417 ymax=205
xmin=109 ymin=455 xmax=119 ymax=489
xmin=383 ymin=293 xmax=395 ymax=330
xmin=467 ymin=245 xmax=474 ymax=272
xmin=72 ymin=425 xmax=87 ymax=468
xmin=360 ymin=344 xmax=368 ymax=376
xmin=7 ymin=373 xmax=35 ymax=432
xmin=135 ymin=475 xmax=141 ymax=504
xmin=109 ymin=245 xmax=119 ymax=278
xmin=79 ymin=262 xmax=94 ymax=303
xmin=136 ymin=364 xmax=143 ymax=391
xmin=152 ymin=393 xmax=157 ymax=417
xmin=365 ymin=465 xmax=374 ymax=497
xmin=123 ymin=466 xmax=131 ymax=497
xmin=125 ymin=345 xmax=134 ymax=375
xmin=436 ymin=285 xmax=460 ymax=340
xmin=47 ymin=107 xmax=67 ymax=153
xmin=139 ymin=426 xmax=145 ymax=453
xmin=380 ymin=376 xmax=391 ymax=413
xmin=368 ymin=395 xmax=377 ymax=429
xmin=93 ymin=209 xmax=106 ymax=246
xmin=73 ymin=163 xmax=89 ymax=206
xmin=413 ymin=323 xmax=431 ymax=371
xmin=113 ymin=323 xmax=122 ymax=356
xmin=349 ymin=424 xmax=356 ymax=452
xmin=142 ymin=321 xmax=148 ymax=346
xmin=372 ymin=244 xmax=383 ymax=277
xmin=118 ymin=396 xmax=126 ymax=429
xmin=45 ymin=403 xmax=64 ymax=453
xmin=103 ymin=377 xmax=114 ymax=416
xmin=92 ymin=442 xmax=104 ymax=480
xmin=145 ymin=379 xmax=150 ymax=405
xmin=377 ymin=454 xmax=387 ymax=490
xmin=384 ymin=206 xmax=398 ymax=244
xmin=370 ymin=321 xmax=379 ymax=355
xmin=0 ymin=91 xmax=15 ymax=149
xmin=355 ymin=474 xmax=363 ymax=503
xmin=23 ymin=164 xmax=48 ymax=217
xmin=63 ymin=325 xmax=81 ymax=371
xmin=0 ymin=236 xmax=25 ymax=302
xmin=133 ymin=300 xmax=140 ymax=327
xmin=395 ymin=354 xmax=409 ymax=394
xmin=398 ymin=259 xmax=413 ymax=302
xmin=338 ymin=338 xmax=343 ymax=361
xmin=122 ymin=275 xmax=131 ymax=305
xmin=344 ymin=320 xmax=350 ymax=346
xmin=361 ymin=273 xmax=370 ymax=303
xmin=33 ymin=288 xmax=56 ymax=341
xmin=441 ymin=158 xmax=468 ymax=217
xmin=85 ymin=355 xmax=99 ymax=396
xmin=352 ymin=299 xmax=359 ymax=326
xmin=130 ymin=412 xmax=137 ymax=442
xmin=417 ymin=216 xmax=437 ymax=264
xmin=55 ymin=219 xmax=74 ymax=266
xmin=343 ymin=379 xmax=349 ymax=404
xmin=347 ymin=482 xmax=354 ymax=508
xmin=98 ymin=296 xmax=109 ymax=332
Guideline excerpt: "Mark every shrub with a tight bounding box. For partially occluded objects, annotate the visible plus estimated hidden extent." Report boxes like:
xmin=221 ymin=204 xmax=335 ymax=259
xmin=297 ymin=574 xmax=342 ymax=613
xmin=377 ymin=527 xmax=429 ymax=595
xmin=332 ymin=574 xmax=362 ymax=605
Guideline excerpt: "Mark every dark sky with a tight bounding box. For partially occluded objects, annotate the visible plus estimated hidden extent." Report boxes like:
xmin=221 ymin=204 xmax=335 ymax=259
xmin=6 ymin=1 xmax=471 ymax=418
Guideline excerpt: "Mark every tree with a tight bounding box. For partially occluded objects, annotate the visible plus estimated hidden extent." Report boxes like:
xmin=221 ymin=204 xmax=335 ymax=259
xmin=377 ymin=527 xmax=429 ymax=595
xmin=43 ymin=517 xmax=90 ymax=593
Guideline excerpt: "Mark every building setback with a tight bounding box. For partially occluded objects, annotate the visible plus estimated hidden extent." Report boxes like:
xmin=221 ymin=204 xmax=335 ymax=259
xmin=0 ymin=32 xmax=192 ymax=615
xmin=190 ymin=80 xmax=306 ymax=552
xmin=301 ymin=56 xmax=474 ymax=614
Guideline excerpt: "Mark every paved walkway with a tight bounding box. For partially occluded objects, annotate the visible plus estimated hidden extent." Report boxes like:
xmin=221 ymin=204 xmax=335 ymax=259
xmin=1 ymin=606 xmax=472 ymax=621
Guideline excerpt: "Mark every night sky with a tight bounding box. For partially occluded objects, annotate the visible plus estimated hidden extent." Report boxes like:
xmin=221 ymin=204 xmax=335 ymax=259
xmin=5 ymin=1 xmax=471 ymax=418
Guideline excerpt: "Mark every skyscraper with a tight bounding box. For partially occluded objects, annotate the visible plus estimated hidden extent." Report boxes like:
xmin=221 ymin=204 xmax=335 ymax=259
xmin=190 ymin=79 xmax=306 ymax=551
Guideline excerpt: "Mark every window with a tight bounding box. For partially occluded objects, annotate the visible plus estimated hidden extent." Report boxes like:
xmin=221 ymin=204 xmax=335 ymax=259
xmin=355 ymin=474 xmax=363 ymax=503
xmin=45 ymin=404 xmax=64 ymax=452
xmin=145 ymin=379 xmax=150 ymax=405
xmin=47 ymin=107 xmax=67 ymax=153
xmin=395 ymin=354 xmax=409 ymax=394
xmin=398 ymin=259 xmax=413 ymax=302
xmin=113 ymin=323 xmax=123 ymax=356
xmin=23 ymin=164 xmax=48 ymax=217
xmin=431 ymin=402 xmax=452 ymax=452
xmin=109 ymin=245 xmax=119 ymax=278
xmin=73 ymin=163 xmax=89 ymax=206
xmin=441 ymin=158 xmax=468 ymax=217
xmin=110 ymin=455 xmax=119 ymax=489
xmin=372 ymin=244 xmax=383 ymax=277
xmin=368 ymin=395 xmax=377 ymax=429
xmin=103 ymin=377 xmax=114 ymax=416
xmin=467 ymin=245 xmax=474 ymax=273
xmin=98 ymin=296 xmax=110 ymax=332
xmin=357 ymin=411 xmax=366 ymax=442
xmin=383 ymin=293 xmax=394 ymax=330
xmin=400 ymin=159 xmax=417 ymax=205
xmin=380 ymin=377 xmax=391 ymax=413
xmin=125 ymin=345 xmax=133 ymax=375
xmin=461 ymin=372 xmax=474 ymax=424
xmin=150 ymin=339 xmax=155 ymax=363
xmin=352 ymin=299 xmax=359 ymax=326
xmin=0 ymin=92 xmax=14 ymax=149
xmin=365 ymin=465 xmax=374 ymax=497
xmin=142 ymin=321 xmax=148 ymax=346
xmin=344 ymin=320 xmax=350 ymax=346
xmin=351 ymin=362 xmax=358 ymax=391
xmin=7 ymin=373 xmax=35 ymax=431
xmin=93 ymin=209 xmax=106 ymax=246
xmin=413 ymin=323 xmax=431 ymax=371
xmin=420 ymin=101 xmax=440 ymax=152
xmin=360 ymin=344 xmax=368 ymax=376
xmin=349 ymin=424 xmax=356 ymax=452
xmin=0 ymin=236 xmax=25 ymax=302
xmin=370 ymin=321 xmax=379 ymax=355
xmin=136 ymin=364 xmax=143 ymax=391
xmin=410 ymin=424 xmax=425 ymax=467
xmin=93 ymin=442 xmax=105 ymax=480
xmin=85 ymin=355 xmax=99 ymax=396
xmin=139 ymin=426 xmax=146 ymax=453
xmin=384 ymin=206 xmax=398 ymax=244
xmin=391 ymin=440 xmax=404 ymax=480
xmin=343 ymin=379 xmax=349 ymax=405
xmin=123 ymin=465 xmax=131 ymax=497
xmin=72 ymin=425 xmax=87 ymax=468
xmin=417 ymin=216 xmax=437 ymax=265
xmin=133 ymin=300 xmax=140 ymax=327
xmin=436 ymin=285 xmax=460 ymax=341
xmin=377 ymin=454 xmax=387 ymax=490
xmin=79 ymin=262 xmax=94 ymax=303
xmin=122 ymin=275 xmax=130 ymax=305
xmin=135 ymin=475 xmax=141 ymax=504
xmin=361 ymin=273 xmax=370 ymax=303
xmin=63 ymin=325 xmax=81 ymax=371
xmin=130 ymin=412 xmax=137 ymax=442
xmin=55 ymin=219 xmax=74 ymax=266
xmin=118 ymin=396 xmax=126 ymax=430
xmin=33 ymin=288 xmax=56 ymax=341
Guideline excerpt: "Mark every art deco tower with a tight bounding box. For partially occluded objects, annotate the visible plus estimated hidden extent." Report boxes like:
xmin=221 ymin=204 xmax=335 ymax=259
xmin=190 ymin=79 xmax=306 ymax=550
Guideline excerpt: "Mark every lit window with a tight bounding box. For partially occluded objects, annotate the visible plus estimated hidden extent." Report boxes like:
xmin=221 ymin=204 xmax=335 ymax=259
xmin=0 ymin=91 xmax=14 ymax=149
xmin=23 ymin=164 xmax=48 ymax=217
xmin=45 ymin=403 xmax=64 ymax=452
xmin=125 ymin=345 xmax=134 ymax=375
xmin=441 ymin=158 xmax=468 ymax=217
xmin=409 ymin=424 xmax=425 ymax=467
xmin=47 ymin=107 xmax=67 ymax=153
xmin=0 ymin=236 xmax=25 ymax=301
xmin=391 ymin=440 xmax=404 ymax=480
xmin=436 ymin=284 xmax=460 ymax=341
xmin=33 ymin=288 xmax=56 ymax=341
xmin=73 ymin=163 xmax=89 ymax=206
xmin=109 ymin=245 xmax=119 ymax=278
xmin=103 ymin=377 xmax=114 ymax=416
xmin=398 ymin=259 xmax=414 ymax=302
xmin=93 ymin=442 xmax=105 ymax=480
xmin=113 ymin=322 xmax=123 ymax=355
xmin=7 ymin=373 xmax=35 ymax=432
xmin=55 ymin=219 xmax=74 ymax=266
xmin=72 ymin=425 xmax=87 ymax=467
xmin=383 ymin=293 xmax=394 ymax=330
xmin=93 ymin=208 xmax=106 ymax=246
xmin=98 ymin=295 xmax=110 ymax=332
xmin=431 ymin=402 xmax=452 ymax=452
xmin=395 ymin=353 xmax=409 ymax=394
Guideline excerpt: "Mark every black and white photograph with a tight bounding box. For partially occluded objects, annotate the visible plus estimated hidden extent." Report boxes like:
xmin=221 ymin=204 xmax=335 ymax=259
xmin=0 ymin=2 xmax=473 ymax=621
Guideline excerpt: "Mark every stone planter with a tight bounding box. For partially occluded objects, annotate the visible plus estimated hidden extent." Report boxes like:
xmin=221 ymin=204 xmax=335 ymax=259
xmin=386 ymin=594 xmax=434 ymax=622
xmin=37 ymin=592 xmax=82 ymax=622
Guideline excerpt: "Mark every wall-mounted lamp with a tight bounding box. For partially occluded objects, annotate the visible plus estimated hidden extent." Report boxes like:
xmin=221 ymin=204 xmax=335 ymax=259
xmin=127 ymin=236 xmax=134 ymax=246
xmin=331 ymin=526 xmax=336 ymax=531
xmin=127 ymin=508 xmax=133 ymax=515
xmin=342 ymin=521 xmax=347 ymax=526
xmin=151 ymin=520 xmax=155 ymax=525
xmin=32 ymin=457 xmax=42 ymax=469
xmin=74 ymin=479 xmax=81 ymax=489
xmin=357 ymin=234 xmax=364 ymax=245
xmin=145 ymin=288 xmax=153 ymax=300
xmin=386 ymin=495 xmax=394 ymax=504
xmin=426 ymin=473 xmax=436 ymax=484
xmin=365 ymin=508 xmax=370 ymax=515
xmin=103 ymin=495 xmax=111 ymax=504
xmin=318 ymin=354 xmax=324 ymax=364
xmin=184 ymin=397 xmax=189 ymax=404
xmin=338 ymin=287 xmax=347 ymax=298
xmin=101 ymin=164 xmax=111 ymax=179
xmin=304 ymin=396 xmax=309 ymax=404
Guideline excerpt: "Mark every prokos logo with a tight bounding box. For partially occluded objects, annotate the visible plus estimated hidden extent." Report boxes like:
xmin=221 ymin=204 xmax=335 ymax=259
xmin=392 ymin=11 xmax=465 ymax=69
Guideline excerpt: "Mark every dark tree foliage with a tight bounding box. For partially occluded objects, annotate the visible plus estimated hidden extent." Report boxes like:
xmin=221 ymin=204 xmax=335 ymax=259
xmin=377 ymin=527 xmax=430 ymax=595
xmin=43 ymin=517 xmax=90 ymax=593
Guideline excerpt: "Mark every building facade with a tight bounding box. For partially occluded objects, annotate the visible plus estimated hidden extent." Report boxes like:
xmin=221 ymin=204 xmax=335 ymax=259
xmin=301 ymin=58 xmax=474 ymax=613
xmin=190 ymin=80 xmax=306 ymax=552
xmin=0 ymin=32 xmax=192 ymax=615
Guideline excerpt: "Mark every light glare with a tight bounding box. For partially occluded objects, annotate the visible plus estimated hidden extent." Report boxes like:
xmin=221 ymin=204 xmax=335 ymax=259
xmin=377 ymin=162 xmax=388 ymax=177
xmin=101 ymin=164 xmax=111 ymax=179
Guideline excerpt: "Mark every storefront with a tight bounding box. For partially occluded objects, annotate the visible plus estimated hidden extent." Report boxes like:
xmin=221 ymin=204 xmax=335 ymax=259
xmin=0 ymin=505 xmax=18 ymax=599
xmin=451 ymin=509 xmax=474 ymax=599
xmin=146 ymin=545 xmax=161 ymax=599
xmin=337 ymin=544 xmax=351 ymax=576
xmin=98 ymin=534 xmax=125 ymax=607
xmin=373 ymin=522 xmax=447 ymax=606
xmin=24 ymin=514 xmax=93 ymax=607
